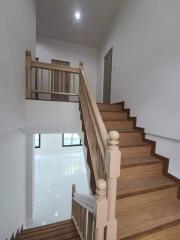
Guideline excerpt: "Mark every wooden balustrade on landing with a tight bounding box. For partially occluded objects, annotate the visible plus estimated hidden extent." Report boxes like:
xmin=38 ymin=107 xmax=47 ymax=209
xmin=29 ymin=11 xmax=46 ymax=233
xmin=25 ymin=51 xmax=80 ymax=102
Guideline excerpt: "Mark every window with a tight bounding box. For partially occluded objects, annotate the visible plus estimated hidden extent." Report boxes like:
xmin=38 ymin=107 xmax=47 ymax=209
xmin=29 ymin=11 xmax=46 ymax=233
xmin=35 ymin=134 xmax=41 ymax=148
xmin=62 ymin=133 xmax=82 ymax=147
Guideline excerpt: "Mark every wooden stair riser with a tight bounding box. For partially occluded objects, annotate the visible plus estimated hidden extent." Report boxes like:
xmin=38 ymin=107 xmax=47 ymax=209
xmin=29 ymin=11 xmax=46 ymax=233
xmin=121 ymin=145 xmax=152 ymax=158
xmin=98 ymin=104 xmax=123 ymax=112
xmin=105 ymin=120 xmax=134 ymax=131
xmin=22 ymin=220 xmax=73 ymax=235
xmin=119 ymin=132 xmax=143 ymax=144
xmin=120 ymin=162 xmax=164 ymax=180
xmin=101 ymin=111 xmax=128 ymax=121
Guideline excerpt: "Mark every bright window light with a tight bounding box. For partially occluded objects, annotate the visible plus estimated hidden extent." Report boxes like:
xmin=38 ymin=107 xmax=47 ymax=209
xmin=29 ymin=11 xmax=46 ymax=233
xmin=75 ymin=11 xmax=81 ymax=20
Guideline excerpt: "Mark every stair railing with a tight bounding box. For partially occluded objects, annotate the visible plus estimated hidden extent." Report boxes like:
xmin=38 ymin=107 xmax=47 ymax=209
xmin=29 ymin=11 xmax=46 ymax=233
xmin=77 ymin=62 xmax=121 ymax=240
xmin=72 ymin=180 xmax=108 ymax=240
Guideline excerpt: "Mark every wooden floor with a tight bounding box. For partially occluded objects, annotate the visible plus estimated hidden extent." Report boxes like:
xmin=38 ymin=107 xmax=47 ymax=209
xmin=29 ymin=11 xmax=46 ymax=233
xmin=98 ymin=103 xmax=180 ymax=240
xmin=17 ymin=220 xmax=80 ymax=240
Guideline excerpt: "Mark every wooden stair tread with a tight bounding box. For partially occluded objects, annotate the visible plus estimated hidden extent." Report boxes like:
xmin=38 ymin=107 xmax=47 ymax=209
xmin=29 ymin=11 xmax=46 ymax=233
xmin=117 ymin=175 xmax=177 ymax=198
xmin=116 ymin=188 xmax=180 ymax=239
xmin=138 ymin=223 xmax=180 ymax=240
xmin=19 ymin=220 xmax=80 ymax=240
xmin=20 ymin=225 xmax=76 ymax=239
xmin=121 ymin=156 xmax=162 ymax=168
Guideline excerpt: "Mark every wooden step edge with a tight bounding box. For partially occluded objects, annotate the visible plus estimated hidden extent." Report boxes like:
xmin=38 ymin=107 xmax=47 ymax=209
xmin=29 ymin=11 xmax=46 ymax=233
xmin=22 ymin=220 xmax=73 ymax=234
xmin=119 ymin=143 xmax=150 ymax=149
xmin=104 ymin=119 xmax=134 ymax=123
xmin=121 ymin=159 xmax=162 ymax=169
xmin=113 ymin=101 xmax=125 ymax=106
xmin=20 ymin=224 xmax=76 ymax=238
xmin=97 ymin=102 xmax=124 ymax=106
xmin=116 ymin=182 xmax=178 ymax=200
xmin=119 ymin=142 xmax=149 ymax=148
xmin=118 ymin=129 xmax=141 ymax=133
xmin=119 ymin=219 xmax=180 ymax=240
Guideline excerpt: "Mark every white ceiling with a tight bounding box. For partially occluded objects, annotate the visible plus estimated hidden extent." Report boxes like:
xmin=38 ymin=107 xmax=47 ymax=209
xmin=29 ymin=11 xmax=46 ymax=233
xmin=37 ymin=0 xmax=121 ymax=48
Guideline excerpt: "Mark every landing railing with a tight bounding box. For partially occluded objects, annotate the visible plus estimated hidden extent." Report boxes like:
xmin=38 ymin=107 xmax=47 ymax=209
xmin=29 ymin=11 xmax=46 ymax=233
xmin=26 ymin=51 xmax=80 ymax=102
xmin=25 ymin=51 xmax=121 ymax=240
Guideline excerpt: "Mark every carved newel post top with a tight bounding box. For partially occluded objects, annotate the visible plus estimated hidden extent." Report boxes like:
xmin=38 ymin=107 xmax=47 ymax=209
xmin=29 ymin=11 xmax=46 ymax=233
xmin=96 ymin=179 xmax=107 ymax=200
xmin=108 ymin=131 xmax=120 ymax=150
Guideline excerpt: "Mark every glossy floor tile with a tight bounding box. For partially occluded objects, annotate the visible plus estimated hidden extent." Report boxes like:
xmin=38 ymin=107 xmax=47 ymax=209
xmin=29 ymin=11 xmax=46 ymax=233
xmin=30 ymin=148 xmax=89 ymax=228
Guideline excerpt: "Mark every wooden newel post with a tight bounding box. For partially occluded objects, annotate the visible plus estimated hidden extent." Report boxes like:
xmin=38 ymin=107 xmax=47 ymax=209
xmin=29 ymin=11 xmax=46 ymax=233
xmin=72 ymin=184 xmax=76 ymax=197
xmin=79 ymin=61 xmax=84 ymax=70
xmin=26 ymin=51 xmax=32 ymax=99
xmin=95 ymin=179 xmax=108 ymax=240
xmin=105 ymin=131 xmax=121 ymax=240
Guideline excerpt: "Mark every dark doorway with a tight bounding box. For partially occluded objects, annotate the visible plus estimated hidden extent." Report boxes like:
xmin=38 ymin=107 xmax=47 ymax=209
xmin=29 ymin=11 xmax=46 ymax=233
xmin=51 ymin=59 xmax=70 ymax=101
xmin=103 ymin=48 xmax=113 ymax=104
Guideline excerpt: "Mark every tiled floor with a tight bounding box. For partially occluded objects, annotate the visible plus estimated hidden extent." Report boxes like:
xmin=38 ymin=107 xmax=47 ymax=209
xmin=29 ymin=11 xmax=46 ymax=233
xmin=31 ymin=148 xmax=89 ymax=227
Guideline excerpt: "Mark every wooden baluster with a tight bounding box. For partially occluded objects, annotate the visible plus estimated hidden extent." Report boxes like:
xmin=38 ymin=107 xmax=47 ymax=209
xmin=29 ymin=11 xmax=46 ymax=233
xmin=40 ymin=69 xmax=43 ymax=91
xmin=48 ymin=70 xmax=51 ymax=93
xmin=26 ymin=51 xmax=32 ymax=99
xmin=52 ymin=70 xmax=55 ymax=93
xmin=73 ymin=73 xmax=76 ymax=93
xmin=105 ymin=131 xmax=121 ymax=240
xmin=59 ymin=71 xmax=61 ymax=93
xmin=94 ymin=179 xmax=108 ymax=240
xmin=35 ymin=57 xmax=39 ymax=99
xmin=63 ymin=72 xmax=65 ymax=93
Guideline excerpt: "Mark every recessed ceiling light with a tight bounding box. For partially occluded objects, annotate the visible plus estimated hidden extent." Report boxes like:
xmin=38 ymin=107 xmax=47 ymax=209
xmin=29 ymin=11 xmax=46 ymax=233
xmin=75 ymin=11 xmax=81 ymax=20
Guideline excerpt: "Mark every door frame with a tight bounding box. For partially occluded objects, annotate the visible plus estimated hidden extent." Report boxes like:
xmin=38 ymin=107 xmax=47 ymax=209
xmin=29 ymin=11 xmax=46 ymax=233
xmin=103 ymin=47 xmax=113 ymax=104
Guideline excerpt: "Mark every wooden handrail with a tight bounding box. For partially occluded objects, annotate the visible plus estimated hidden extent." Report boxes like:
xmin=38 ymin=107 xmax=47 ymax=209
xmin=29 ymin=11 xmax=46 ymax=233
xmin=31 ymin=60 xmax=80 ymax=74
xmin=80 ymin=68 xmax=109 ymax=159
xmin=73 ymin=193 xmax=95 ymax=214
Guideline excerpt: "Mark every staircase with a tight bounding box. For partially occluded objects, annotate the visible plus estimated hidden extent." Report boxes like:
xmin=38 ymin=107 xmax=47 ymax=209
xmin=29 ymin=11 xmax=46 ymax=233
xmin=98 ymin=102 xmax=180 ymax=239
xmin=24 ymin=54 xmax=180 ymax=240
xmin=17 ymin=220 xmax=80 ymax=240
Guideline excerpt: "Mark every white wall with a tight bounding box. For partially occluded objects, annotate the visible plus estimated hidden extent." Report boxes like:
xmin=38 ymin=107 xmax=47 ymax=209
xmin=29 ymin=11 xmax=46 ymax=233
xmin=36 ymin=36 xmax=98 ymax=98
xmin=0 ymin=0 xmax=36 ymax=239
xmin=98 ymin=0 xmax=180 ymax=178
xmin=24 ymin=100 xmax=82 ymax=134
